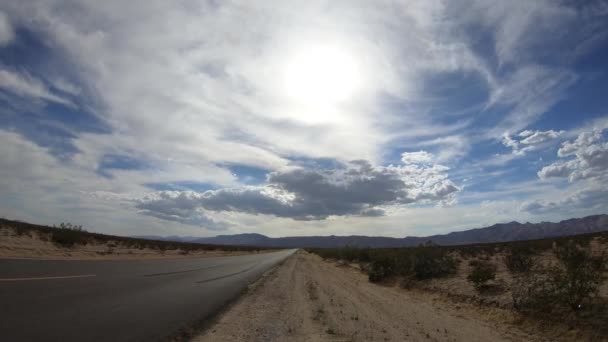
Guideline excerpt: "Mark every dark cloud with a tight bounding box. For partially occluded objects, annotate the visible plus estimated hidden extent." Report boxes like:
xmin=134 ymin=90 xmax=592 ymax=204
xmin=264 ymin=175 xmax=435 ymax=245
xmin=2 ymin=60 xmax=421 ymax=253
xmin=136 ymin=157 xmax=460 ymax=223
xmin=135 ymin=191 xmax=229 ymax=230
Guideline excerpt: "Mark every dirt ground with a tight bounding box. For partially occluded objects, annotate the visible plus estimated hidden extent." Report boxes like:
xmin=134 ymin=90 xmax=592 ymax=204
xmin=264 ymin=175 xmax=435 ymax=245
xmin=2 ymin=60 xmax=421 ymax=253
xmin=195 ymin=251 xmax=545 ymax=342
xmin=0 ymin=227 xmax=260 ymax=260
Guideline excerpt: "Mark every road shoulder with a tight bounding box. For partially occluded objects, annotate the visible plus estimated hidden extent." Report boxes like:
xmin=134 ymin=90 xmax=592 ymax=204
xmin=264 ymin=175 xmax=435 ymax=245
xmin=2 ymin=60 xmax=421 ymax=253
xmin=194 ymin=250 xmax=543 ymax=342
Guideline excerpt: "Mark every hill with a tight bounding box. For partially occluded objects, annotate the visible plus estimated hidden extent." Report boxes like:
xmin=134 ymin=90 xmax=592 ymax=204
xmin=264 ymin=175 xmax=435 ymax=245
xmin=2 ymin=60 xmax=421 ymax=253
xmin=187 ymin=214 xmax=608 ymax=248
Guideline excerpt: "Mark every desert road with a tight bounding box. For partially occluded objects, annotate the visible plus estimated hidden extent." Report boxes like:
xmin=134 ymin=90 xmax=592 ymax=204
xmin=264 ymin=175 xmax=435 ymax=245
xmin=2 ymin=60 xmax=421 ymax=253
xmin=0 ymin=249 xmax=295 ymax=342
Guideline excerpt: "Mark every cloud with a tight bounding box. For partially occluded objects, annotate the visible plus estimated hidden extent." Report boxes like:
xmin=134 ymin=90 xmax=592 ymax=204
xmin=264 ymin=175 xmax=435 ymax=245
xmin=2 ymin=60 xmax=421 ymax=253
xmin=401 ymin=151 xmax=434 ymax=165
xmin=0 ymin=69 xmax=72 ymax=106
xmin=527 ymin=125 xmax=608 ymax=215
xmin=51 ymin=78 xmax=81 ymax=96
xmin=538 ymin=127 xmax=608 ymax=181
xmin=0 ymin=11 xmax=14 ymax=46
xmin=486 ymin=66 xmax=577 ymax=136
xmin=1 ymin=1 xmax=607 ymax=237
xmin=135 ymin=191 xmax=228 ymax=230
xmin=136 ymin=153 xmax=460 ymax=222
xmin=520 ymin=130 xmax=563 ymax=145
xmin=502 ymin=129 xmax=564 ymax=155
xmin=520 ymin=182 xmax=608 ymax=214
xmin=537 ymin=161 xmax=576 ymax=179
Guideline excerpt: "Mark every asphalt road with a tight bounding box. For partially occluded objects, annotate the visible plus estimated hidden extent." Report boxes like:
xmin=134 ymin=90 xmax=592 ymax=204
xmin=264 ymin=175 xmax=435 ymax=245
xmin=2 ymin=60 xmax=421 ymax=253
xmin=0 ymin=249 xmax=295 ymax=342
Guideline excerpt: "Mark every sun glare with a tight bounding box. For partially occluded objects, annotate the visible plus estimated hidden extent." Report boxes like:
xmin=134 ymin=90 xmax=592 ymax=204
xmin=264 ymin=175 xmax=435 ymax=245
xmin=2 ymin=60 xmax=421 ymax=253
xmin=283 ymin=44 xmax=359 ymax=107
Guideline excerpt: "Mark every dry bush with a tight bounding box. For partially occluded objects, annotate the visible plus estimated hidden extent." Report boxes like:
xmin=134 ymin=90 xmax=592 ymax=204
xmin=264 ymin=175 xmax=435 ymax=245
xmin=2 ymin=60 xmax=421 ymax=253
xmin=511 ymin=271 xmax=559 ymax=313
xmin=512 ymin=241 xmax=607 ymax=314
xmin=504 ymin=246 xmax=535 ymax=273
xmin=552 ymin=241 xmax=606 ymax=311
xmin=467 ymin=260 xmax=497 ymax=291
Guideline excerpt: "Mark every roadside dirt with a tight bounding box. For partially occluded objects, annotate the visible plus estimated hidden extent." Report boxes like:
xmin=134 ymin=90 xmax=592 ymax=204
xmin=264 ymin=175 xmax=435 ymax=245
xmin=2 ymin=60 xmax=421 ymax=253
xmin=194 ymin=251 xmax=543 ymax=342
xmin=0 ymin=227 xmax=262 ymax=260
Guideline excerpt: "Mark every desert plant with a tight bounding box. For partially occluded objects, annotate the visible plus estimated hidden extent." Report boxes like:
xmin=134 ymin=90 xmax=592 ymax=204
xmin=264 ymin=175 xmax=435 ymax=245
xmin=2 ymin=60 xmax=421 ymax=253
xmin=512 ymin=272 xmax=560 ymax=313
xmin=552 ymin=241 xmax=606 ymax=311
xmin=368 ymin=254 xmax=396 ymax=282
xmin=467 ymin=260 xmax=497 ymax=291
xmin=58 ymin=222 xmax=84 ymax=231
xmin=411 ymin=246 xmax=457 ymax=280
xmin=505 ymin=246 xmax=535 ymax=273
xmin=51 ymin=228 xmax=88 ymax=247
xmin=512 ymin=241 xmax=607 ymax=313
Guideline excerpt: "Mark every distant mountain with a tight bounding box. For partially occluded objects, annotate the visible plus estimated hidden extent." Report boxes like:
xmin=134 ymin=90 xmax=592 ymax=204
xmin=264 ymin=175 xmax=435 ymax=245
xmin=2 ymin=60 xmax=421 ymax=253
xmin=141 ymin=214 xmax=608 ymax=248
xmin=131 ymin=235 xmax=201 ymax=243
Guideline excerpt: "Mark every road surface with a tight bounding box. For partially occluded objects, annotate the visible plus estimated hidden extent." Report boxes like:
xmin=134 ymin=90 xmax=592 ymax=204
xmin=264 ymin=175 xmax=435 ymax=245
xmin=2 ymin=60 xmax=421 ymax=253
xmin=0 ymin=249 xmax=295 ymax=342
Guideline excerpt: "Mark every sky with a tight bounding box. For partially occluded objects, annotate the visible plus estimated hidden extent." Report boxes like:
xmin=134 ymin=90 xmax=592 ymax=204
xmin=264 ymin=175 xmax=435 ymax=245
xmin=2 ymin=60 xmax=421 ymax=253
xmin=1 ymin=1 xmax=608 ymax=238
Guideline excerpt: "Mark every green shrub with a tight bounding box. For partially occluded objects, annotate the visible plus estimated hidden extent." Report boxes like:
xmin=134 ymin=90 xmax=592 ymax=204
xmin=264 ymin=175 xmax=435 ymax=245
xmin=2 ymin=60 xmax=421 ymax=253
xmin=467 ymin=260 xmax=497 ymax=291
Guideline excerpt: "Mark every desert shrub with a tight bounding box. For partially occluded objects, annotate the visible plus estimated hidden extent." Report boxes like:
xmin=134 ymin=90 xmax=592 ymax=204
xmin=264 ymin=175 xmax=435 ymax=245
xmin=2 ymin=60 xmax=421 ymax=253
xmin=394 ymin=251 xmax=415 ymax=277
xmin=512 ymin=272 xmax=560 ymax=313
xmin=505 ymin=246 xmax=535 ymax=273
xmin=368 ymin=253 xmax=396 ymax=282
xmin=411 ymin=246 xmax=457 ymax=280
xmin=57 ymin=222 xmax=84 ymax=231
xmin=552 ymin=241 xmax=606 ymax=311
xmin=51 ymin=225 xmax=89 ymax=247
xmin=512 ymin=241 xmax=607 ymax=313
xmin=467 ymin=260 xmax=497 ymax=291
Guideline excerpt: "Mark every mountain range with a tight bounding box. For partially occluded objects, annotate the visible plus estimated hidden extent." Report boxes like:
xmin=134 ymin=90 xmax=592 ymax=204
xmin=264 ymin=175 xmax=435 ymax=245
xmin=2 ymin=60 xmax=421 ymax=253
xmin=136 ymin=214 xmax=608 ymax=248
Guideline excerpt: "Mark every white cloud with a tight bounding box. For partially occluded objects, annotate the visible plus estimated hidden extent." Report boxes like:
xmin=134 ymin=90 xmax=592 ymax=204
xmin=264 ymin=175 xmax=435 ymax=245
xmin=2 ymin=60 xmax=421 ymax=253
xmin=464 ymin=0 xmax=577 ymax=65
xmin=520 ymin=130 xmax=563 ymax=145
xmin=501 ymin=129 xmax=564 ymax=156
xmin=520 ymin=182 xmax=608 ymax=214
xmin=487 ymin=66 xmax=577 ymax=136
xmin=527 ymin=125 xmax=608 ymax=215
xmin=0 ymin=69 xmax=72 ymax=106
xmin=0 ymin=1 xmax=606 ymax=236
xmin=2 ymin=0 xmax=585 ymax=172
xmin=518 ymin=130 xmax=534 ymax=137
xmin=537 ymin=161 xmax=576 ymax=179
xmin=0 ymin=11 xmax=14 ymax=46
xmin=401 ymin=151 xmax=434 ymax=165
xmin=52 ymin=78 xmax=81 ymax=96
xmin=539 ymin=127 xmax=608 ymax=181
xmin=0 ymin=129 xmax=230 ymax=235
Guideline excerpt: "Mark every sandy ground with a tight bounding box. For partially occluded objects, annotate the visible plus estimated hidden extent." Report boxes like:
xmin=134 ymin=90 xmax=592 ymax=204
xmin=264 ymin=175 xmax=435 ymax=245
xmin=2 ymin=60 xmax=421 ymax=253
xmin=194 ymin=251 xmax=543 ymax=342
xmin=0 ymin=227 xmax=262 ymax=260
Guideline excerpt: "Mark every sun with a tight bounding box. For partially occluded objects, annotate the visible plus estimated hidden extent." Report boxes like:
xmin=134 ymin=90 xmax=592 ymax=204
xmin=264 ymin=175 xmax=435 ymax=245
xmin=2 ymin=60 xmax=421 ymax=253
xmin=283 ymin=44 xmax=360 ymax=107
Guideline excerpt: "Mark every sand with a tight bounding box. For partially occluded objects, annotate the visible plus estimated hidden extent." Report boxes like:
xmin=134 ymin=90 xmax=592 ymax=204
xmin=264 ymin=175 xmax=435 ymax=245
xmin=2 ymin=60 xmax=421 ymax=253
xmin=194 ymin=251 xmax=543 ymax=342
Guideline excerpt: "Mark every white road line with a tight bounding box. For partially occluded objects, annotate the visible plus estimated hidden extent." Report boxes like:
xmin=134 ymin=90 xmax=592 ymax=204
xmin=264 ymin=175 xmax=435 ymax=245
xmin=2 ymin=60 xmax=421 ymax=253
xmin=0 ymin=274 xmax=96 ymax=282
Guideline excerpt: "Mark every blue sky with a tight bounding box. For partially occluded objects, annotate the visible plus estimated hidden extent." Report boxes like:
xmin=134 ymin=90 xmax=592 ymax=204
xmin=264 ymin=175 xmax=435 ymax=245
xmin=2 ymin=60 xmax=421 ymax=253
xmin=1 ymin=1 xmax=607 ymax=237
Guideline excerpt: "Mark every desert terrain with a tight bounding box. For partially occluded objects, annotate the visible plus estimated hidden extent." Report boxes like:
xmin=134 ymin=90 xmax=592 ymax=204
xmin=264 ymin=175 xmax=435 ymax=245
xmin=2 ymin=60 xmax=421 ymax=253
xmin=196 ymin=242 xmax=608 ymax=342
xmin=196 ymin=251 xmax=538 ymax=341
xmin=0 ymin=220 xmax=268 ymax=260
